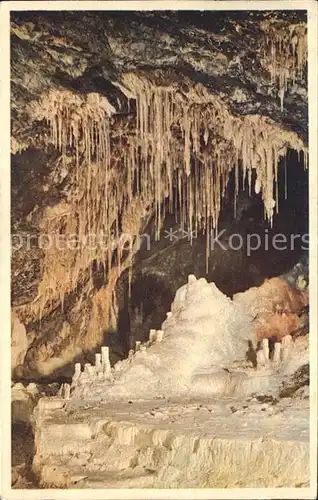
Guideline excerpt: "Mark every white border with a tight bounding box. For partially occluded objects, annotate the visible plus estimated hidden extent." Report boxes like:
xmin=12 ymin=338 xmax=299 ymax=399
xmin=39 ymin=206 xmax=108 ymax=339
xmin=1 ymin=1 xmax=317 ymax=499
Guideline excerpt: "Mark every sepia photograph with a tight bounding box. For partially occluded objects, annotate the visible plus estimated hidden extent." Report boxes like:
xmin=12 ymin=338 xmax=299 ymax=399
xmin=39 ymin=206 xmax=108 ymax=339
xmin=1 ymin=0 xmax=317 ymax=497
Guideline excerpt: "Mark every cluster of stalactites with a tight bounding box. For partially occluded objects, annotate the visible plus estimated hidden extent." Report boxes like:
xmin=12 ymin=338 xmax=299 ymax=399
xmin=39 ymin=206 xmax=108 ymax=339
xmin=260 ymin=22 xmax=307 ymax=111
xmin=29 ymin=90 xmax=145 ymax=317
xmin=29 ymin=77 xmax=307 ymax=316
xmin=121 ymin=73 xmax=307 ymax=228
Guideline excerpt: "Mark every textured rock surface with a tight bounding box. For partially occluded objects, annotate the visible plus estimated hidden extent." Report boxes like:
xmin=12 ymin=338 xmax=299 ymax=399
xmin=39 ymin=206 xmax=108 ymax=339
xmin=11 ymin=11 xmax=308 ymax=146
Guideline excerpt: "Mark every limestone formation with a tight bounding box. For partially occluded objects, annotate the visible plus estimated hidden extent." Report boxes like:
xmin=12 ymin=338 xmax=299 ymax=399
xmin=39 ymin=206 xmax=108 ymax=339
xmin=9 ymin=10 xmax=310 ymax=490
xmin=67 ymin=275 xmax=308 ymax=403
xmin=31 ymin=275 xmax=309 ymax=489
xmin=11 ymin=11 xmax=309 ymax=378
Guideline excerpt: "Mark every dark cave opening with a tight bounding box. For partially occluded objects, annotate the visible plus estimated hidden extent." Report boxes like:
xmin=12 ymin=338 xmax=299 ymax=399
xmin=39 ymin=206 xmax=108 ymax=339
xmin=110 ymin=149 xmax=308 ymax=357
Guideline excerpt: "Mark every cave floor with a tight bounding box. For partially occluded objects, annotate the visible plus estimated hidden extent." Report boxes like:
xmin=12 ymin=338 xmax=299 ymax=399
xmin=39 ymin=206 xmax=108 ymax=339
xmin=33 ymin=393 xmax=309 ymax=488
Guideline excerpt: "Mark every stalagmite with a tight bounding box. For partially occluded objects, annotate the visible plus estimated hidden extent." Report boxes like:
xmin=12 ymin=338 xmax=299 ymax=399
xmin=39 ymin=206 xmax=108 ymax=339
xmin=63 ymin=383 xmax=71 ymax=400
xmin=101 ymin=346 xmax=111 ymax=373
xmin=87 ymin=365 xmax=96 ymax=377
xmin=257 ymin=349 xmax=266 ymax=368
xmin=149 ymin=329 xmax=157 ymax=343
xmin=262 ymin=338 xmax=270 ymax=362
xmin=67 ymin=276 xmax=308 ymax=405
xmin=188 ymin=274 xmax=196 ymax=285
xmin=156 ymin=330 xmax=164 ymax=342
xmin=95 ymin=354 xmax=102 ymax=373
xmin=72 ymin=363 xmax=81 ymax=385
xmin=84 ymin=363 xmax=92 ymax=375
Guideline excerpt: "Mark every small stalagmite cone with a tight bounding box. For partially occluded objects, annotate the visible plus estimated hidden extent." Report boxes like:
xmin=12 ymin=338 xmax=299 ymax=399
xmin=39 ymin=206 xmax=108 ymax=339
xmin=95 ymin=353 xmax=102 ymax=373
xmin=262 ymin=338 xmax=269 ymax=362
xmin=273 ymin=342 xmax=282 ymax=366
xmin=282 ymin=334 xmax=293 ymax=361
xmin=149 ymin=329 xmax=157 ymax=343
xmin=58 ymin=384 xmax=64 ymax=397
xmin=128 ymin=349 xmax=134 ymax=360
xmin=135 ymin=341 xmax=141 ymax=351
xmin=84 ymin=363 xmax=92 ymax=374
xmin=257 ymin=349 xmax=266 ymax=367
xmin=101 ymin=346 xmax=111 ymax=373
xmin=26 ymin=383 xmax=38 ymax=395
xmin=188 ymin=274 xmax=196 ymax=285
xmin=156 ymin=330 xmax=164 ymax=342
xmin=72 ymin=362 xmax=81 ymax=384
xmin=63 ymin=383 xmax=71 ymax=400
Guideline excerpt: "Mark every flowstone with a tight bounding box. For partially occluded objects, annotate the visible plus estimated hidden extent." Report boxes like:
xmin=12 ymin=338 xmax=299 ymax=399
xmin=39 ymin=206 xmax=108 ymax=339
xmin=67 ymin=275 xmax=308 ymax=403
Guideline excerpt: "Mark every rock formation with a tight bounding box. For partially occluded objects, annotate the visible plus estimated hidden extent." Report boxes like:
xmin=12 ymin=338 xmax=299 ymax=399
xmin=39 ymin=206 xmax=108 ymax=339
xmin=9 ymin=9 xmax=311 ymax=490
xmin=65 ymin=270 xmax=308 ymax=402
xmin=31 ymin=273 xmax=309 ymax=489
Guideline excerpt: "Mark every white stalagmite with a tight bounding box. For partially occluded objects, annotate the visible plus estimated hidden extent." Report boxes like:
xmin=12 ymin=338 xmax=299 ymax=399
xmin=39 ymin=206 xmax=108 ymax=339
xmin=69 ymin=276 xmax=308 ymax=402
xmin=149 ymin=329 xmax=157 ymax=343
xmin=63 ymin=383 xmax=71 ymax=400
xmin=101 ymin=346 xmax=111 ymax=373
xmin=282 ymin=334 xmax=293 ymax=361
xmin=257 ymin=349 xmax=266 ymax=368
xmin=156 ymin=330 xmax=164 ymax=342
xmin=84 ymin=363 xmax=91 ymax=374
xmin=87 ymin=365 xmax=96 ymax=377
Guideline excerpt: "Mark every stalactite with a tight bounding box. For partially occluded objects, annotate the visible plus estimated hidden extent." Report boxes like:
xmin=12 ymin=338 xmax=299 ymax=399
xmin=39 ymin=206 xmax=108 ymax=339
xmin=260 ymin=21 xmax=307 ymax=110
